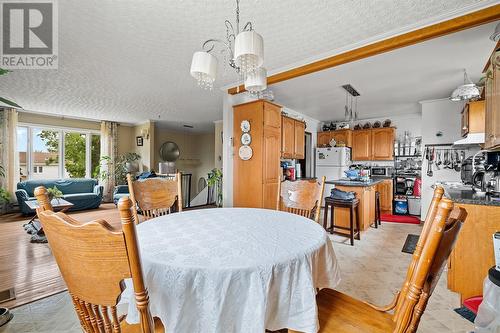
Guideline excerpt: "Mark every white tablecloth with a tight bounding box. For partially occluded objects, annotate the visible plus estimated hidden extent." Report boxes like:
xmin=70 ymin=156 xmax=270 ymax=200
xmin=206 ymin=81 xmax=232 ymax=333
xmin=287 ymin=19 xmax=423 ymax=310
xmin=125 ymin=208 xmax=340 ymax=333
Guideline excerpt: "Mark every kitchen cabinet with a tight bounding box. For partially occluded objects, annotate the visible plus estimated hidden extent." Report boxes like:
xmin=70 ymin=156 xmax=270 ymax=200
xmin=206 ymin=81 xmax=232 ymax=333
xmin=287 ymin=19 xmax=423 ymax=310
xmin=461 ymin=101 xmax=485 ymax=137
xmin=281 ymin=116 xmax=295 ymax=158
xmin=484 ymin=50 xmax=500 ymax=149
xmin=447 ymin=203 xmax=500 ymax=302
xmin=376 ymin=179 xmax=393 ymax=213
xmin=316 ymin=129 xmax=352 ymax=148
xmin=351 ymin=128 xmax=395 ymax=161
xmin=333 ymin=184 xmax=376 ymax=231
xmin=233 ymin=100 xmax=282 ymax=208
xmin=352 ymin=130 xmax=372 ymax=160
xmin=371 ymin=128 xmax=395 ymax=160
xmin=281 ymin=115 xmax=305 ymax=159
xmin=294 ymin=121 xmax=305 ymax=159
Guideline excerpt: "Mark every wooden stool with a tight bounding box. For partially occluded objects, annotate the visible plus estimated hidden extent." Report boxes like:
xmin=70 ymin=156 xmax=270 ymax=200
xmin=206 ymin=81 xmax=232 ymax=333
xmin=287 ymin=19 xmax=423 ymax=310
xmin=373 ymin=191 xmax=381 ymax=228
xmin=323 ymin=197 xmax=361 ymax=246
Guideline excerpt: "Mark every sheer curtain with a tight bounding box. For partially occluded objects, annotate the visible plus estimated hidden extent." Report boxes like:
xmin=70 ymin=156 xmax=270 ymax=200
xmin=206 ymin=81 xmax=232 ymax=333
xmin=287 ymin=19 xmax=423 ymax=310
xmin=100 ymin=121 xmax=118 ymax=202
xmin=0 ymin=108 xmax=19 ymax=199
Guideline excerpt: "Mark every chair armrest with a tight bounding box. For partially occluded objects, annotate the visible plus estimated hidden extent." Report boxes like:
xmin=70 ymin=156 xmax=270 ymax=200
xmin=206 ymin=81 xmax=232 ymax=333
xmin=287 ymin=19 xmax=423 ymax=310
xmin=15 ymin=189 xmax=29 ymax=202
xmin=94 ymin=185 xmax=104 ymax=197
xmin=113 ymin=185 xmax=129 ymax=195
xmin=362 ymin=291 xmax=400 ymax=312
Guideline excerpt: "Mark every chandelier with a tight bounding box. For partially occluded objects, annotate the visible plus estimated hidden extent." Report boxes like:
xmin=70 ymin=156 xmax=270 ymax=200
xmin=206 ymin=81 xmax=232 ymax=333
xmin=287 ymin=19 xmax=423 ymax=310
xmin=189 ymin=0 xmax=266 ymax=91
xmin=450 ymin=69 xmax=480 ymax=102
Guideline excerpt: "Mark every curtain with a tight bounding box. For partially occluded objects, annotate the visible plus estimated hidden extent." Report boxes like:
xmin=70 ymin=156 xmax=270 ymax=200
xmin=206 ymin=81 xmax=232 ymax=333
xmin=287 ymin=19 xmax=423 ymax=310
xmin=0 ymin=108 xmax=19 ymax=199
xmin=100 ymin=121 xmax=118 ymax=202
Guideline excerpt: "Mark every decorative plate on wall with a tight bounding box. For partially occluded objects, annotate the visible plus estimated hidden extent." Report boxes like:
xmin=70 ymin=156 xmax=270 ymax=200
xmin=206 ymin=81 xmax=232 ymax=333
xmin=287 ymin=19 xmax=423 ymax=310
xmin=241 ymin=133 xmax=252 ymax=145
xmin=240 ymin=120 xmax=250 ymax=133
xmin=238 ymin=145 xmax=253 ymax=160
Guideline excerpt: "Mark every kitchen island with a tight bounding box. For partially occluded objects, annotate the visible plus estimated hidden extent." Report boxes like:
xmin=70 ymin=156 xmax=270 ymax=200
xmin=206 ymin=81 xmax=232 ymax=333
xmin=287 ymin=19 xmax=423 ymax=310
xmin=326 ymin=178 xmax=383 ymax=231
xmin=445 ymin=186 xmax=500 ymax=303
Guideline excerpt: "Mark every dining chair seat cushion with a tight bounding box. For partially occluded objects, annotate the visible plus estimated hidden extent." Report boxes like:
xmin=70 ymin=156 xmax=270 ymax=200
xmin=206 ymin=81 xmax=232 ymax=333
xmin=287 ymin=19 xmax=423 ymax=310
xmin=317 ymin=289 xmax=395 ymax=333
xmin=121 ymin=316 xmax=164 ymax=333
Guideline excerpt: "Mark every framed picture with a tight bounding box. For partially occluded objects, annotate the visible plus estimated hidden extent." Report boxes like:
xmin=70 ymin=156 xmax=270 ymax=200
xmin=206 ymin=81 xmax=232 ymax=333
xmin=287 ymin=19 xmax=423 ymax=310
xmin=136 ymin=136 xmax=143 ymax=146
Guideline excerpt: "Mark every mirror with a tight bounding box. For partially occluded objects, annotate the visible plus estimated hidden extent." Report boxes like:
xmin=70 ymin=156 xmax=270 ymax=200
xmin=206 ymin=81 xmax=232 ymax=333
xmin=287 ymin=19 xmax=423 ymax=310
xmin=159 ymin=141 xmax=180 ymax=162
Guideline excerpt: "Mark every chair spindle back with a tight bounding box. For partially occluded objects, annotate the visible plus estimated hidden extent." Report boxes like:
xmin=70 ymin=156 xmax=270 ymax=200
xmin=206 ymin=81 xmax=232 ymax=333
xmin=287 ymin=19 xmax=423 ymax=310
xmin=277 ymin=176 xmax=326 ymax=223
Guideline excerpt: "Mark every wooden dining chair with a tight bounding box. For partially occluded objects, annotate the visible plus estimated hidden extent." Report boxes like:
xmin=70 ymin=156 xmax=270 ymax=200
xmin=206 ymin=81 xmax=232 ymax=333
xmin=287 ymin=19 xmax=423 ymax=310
xmin=277 ymin=176 xmax=326 ymax=223
xmin=127 ymin=172 xmax=183 ymax=224
xmin=35 ymin=187 xmax=164 ymax=333
xmin=294 ymin=186 xmax=467 ymax=333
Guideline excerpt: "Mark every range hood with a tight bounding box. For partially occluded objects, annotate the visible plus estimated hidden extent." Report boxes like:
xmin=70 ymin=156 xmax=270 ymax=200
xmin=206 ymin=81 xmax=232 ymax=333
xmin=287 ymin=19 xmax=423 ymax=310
xmin=453 ymin=132 xmax=485 ymax=146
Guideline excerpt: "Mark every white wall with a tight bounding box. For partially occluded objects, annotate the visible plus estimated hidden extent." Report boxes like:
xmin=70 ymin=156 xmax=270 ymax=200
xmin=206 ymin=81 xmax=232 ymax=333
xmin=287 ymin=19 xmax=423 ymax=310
xmin=214 ymin=120 xmax=223 ymax=170
xmin=419 ymin=99 xmax=478 ymax=216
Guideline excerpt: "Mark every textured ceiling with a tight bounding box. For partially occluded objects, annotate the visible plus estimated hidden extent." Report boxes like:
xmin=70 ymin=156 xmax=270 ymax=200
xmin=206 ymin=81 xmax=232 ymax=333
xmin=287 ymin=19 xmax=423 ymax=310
xmin=0 ymin=0 xmax=497 ymax=132
xmin=272 ymin=22 xmax=499 ymax=122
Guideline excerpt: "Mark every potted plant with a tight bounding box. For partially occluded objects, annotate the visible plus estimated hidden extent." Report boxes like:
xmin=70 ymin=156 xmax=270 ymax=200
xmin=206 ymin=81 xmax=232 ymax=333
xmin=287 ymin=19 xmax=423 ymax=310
xmin=0 ymin=164 xmax=10 ymax=215
xmin=46 ymin=186 xmax=63 ymax=203
xmin=207 ymin=168 xmax=223 ymax=207
xmin=98 ymin=153 xmax=141 ymax=186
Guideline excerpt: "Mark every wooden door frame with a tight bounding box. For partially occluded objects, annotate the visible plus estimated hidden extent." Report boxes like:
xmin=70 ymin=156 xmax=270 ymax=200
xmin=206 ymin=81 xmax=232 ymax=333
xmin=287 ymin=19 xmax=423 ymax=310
xmin=228 ymin=4 xmax=500 ymax=94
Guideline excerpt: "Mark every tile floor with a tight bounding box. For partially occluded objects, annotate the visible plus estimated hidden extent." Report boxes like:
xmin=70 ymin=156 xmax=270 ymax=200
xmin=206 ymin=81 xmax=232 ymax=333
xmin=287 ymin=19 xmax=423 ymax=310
xmin=0 ymin=222 xmax=474 ymax=333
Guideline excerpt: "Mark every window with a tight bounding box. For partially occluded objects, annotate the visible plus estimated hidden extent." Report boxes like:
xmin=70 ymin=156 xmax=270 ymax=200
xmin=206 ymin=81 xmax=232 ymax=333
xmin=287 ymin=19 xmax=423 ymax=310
xmin=16 ymin=125 xmax=100 ymax=180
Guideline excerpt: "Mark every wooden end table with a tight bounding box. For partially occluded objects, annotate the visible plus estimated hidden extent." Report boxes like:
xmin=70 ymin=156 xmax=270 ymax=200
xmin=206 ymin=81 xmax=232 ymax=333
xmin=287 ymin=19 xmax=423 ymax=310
xmin=24 ymin=199 xmax=74 ymax=241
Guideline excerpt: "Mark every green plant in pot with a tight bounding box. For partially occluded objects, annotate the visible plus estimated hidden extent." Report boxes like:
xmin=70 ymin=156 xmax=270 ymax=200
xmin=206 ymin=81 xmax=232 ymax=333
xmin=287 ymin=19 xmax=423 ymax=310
xmin=98 ymin=153 xmax=141 ymax=186
xmin=47 ymin=186 xmax=63 ymax=203
xmin=207 ymin=168 xmax=223 ymax=207
xmin=0 ymin=164 xmax=10 ymax=214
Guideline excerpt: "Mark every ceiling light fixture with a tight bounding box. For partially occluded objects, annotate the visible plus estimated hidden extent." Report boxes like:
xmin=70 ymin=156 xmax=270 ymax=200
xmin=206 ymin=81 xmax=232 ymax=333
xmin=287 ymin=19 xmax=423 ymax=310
xmin=450 ymin=69 xmax=480 ymax=102
xmin=190 ymin=0 xmax=265 ymax=91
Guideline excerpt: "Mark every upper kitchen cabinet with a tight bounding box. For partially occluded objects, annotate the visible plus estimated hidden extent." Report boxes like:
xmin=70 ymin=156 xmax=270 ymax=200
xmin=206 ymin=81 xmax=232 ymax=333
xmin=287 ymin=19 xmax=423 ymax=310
xmin=484 ymin=50 xmax=500 ymax=149
xmin=281 ymin=115 xmax=305 ymax=159
xmin=281 ymin=116 xmax=295 ymax=158
xmin=331 ymin=129 xmax=352 ymax=147
xmin=352 ymin=130 xmax=372 ymax=160
xmin=351 ymin=128 xmax=395 ymax=161
xmin=371 ymin=128 xmax=395 ymax=160
xmin=461 ymin=101 xmax=485 ymax=137
xmin=294 ymin=121 xmax=305 ymax=159
xmin=318 ymin=132 xmax=331 ymax=147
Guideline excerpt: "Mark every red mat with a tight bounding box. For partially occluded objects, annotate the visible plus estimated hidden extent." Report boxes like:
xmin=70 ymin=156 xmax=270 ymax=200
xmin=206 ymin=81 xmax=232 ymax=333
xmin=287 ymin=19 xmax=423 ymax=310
xmin=381 ymin=214 xmax=421 ymax=224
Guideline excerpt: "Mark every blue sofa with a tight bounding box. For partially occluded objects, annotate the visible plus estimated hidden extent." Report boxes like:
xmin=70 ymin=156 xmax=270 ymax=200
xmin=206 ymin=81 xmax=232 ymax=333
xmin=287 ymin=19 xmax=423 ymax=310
xmin=16 ymin=178 xmax=103 ymax=215
xmin=113 ymin=185 xmax=129 ymax=205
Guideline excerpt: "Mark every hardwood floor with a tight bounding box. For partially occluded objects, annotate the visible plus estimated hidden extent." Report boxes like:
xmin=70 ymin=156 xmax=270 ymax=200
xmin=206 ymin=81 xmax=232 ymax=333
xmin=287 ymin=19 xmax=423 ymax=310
xmin=0 ymin=203 xmax=217 ymax=309
xmin=0 ymin=203 xmax=121 ymax=309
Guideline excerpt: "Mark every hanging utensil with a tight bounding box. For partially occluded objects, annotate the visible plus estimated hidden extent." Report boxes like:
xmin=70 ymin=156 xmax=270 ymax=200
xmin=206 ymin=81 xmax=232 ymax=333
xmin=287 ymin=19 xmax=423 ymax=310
xmin=454 ymin=150 xmax=461 ymax=172
xmin=427 ymin=147 xmax=434 ymax=177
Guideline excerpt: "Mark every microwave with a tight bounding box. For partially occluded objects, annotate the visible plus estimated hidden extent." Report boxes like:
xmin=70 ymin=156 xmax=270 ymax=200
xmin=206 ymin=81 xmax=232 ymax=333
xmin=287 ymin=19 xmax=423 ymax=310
xmin=371 ymin=166 xmax=394 ymax=177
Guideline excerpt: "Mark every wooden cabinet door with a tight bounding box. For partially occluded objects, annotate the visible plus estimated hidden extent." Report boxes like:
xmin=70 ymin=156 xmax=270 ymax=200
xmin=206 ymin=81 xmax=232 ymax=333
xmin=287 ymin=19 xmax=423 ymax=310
xmin=352 ymin=130 xmax=372 ymax=160
xmin=484 ymin=52 xmax=500 ymax=149
xmin=294 ymin=121 xmax=305 ymax=159
xmin=331 ymin=130 xmax=352 ymax=147
xmin=263 ymin=127 xmax=281 ymax=209
xmin=264 ymin=102 xmax=281 ymax=128
xmin=281 ymin=116 xmax=295 ymax=158
xmin=371 ymin=128 xmax=395 ymax=160
xmin=377 ymin=179 xmax=393 ymax=213
xmin=317 ymin=132 xmax=331 ymax=147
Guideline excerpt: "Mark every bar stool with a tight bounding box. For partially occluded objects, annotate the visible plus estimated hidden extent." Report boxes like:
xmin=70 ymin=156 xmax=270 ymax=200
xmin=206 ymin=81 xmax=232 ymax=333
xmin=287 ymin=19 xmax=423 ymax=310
xmin=323 ymin=197 xmax=360 ymax=246
xmin=373 ymin=191 xmax=381 ymax=228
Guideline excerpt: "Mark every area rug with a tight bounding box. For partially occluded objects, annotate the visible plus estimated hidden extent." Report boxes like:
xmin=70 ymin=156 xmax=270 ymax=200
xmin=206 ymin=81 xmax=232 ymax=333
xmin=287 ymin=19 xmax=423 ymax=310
xmin=381 ymin=214 xmax=421 ymax=224
xmin=401 ymin=234 xmax=419 ymax=254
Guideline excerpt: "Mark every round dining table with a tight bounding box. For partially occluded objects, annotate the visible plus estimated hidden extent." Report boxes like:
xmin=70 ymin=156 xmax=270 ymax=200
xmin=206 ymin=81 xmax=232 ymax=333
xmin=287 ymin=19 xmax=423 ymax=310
xmin=124 ymin=207 xmax=341 ymax=333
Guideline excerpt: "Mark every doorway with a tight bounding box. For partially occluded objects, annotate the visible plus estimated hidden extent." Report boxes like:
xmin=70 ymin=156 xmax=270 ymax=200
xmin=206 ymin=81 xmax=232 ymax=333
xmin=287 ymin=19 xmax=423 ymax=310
xmin=297 ymin=132 xmax=312 ymax=178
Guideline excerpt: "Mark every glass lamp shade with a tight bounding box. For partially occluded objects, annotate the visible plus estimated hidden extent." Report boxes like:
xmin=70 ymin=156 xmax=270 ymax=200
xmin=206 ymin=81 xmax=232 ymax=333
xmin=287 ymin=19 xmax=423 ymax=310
xmin=450 ymin=83 xmax=480 ymax=101
xmin=245 ymin=67 xmax=267 ymax=92
xmin=490 ymin=22 xmax=500 ymax=42
xmin=234 ymin=30 xmax=264 ymax=75
xmin=190 ymin=51 xmax=217 ymax=89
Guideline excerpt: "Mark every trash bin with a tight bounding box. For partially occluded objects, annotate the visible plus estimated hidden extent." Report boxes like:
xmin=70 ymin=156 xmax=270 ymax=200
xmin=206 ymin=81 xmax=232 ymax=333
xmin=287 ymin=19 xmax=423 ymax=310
xmin=474 ymin=267 xmax=500 ymax=332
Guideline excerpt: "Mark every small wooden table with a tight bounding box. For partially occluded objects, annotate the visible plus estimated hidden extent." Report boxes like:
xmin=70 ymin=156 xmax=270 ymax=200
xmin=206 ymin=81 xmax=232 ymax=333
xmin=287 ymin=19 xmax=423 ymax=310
xmin=24 ymin=199 xmax=74 ymax=240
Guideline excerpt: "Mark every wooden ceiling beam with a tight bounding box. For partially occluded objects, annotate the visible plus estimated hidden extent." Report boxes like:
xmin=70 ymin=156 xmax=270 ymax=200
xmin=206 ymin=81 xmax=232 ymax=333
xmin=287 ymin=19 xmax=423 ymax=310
xmin=228 ymin=4 xmax=500 ymax=95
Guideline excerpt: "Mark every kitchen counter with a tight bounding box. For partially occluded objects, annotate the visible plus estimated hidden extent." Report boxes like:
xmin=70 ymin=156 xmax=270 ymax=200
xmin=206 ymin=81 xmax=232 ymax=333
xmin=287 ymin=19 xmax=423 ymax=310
xmin=444 ymin=187 xmax=500 ymax=207
xmin=326 ymin=178 xmax=384 ymax=187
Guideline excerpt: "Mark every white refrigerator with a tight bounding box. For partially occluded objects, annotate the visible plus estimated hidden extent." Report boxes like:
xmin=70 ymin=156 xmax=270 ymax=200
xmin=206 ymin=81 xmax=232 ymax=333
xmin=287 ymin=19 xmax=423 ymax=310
xmin=315 ymin=147 xmax=351 ymax=197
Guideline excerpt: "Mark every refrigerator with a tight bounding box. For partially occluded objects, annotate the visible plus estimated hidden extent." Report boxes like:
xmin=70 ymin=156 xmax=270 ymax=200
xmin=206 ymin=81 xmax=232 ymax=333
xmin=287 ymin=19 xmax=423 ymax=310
xmin=315 ymin=147 xmax=351 ymax=197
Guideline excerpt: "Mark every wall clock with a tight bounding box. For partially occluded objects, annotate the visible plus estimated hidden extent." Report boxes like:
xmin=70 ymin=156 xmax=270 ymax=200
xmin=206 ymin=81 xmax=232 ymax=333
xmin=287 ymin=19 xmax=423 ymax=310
xmin=240 ymin=120 xmax=250 ymax=133
xmin=241 ymin=133 xmax=252 ymax=145
xmin=238 ymin=145 xmax=253 ymax=160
